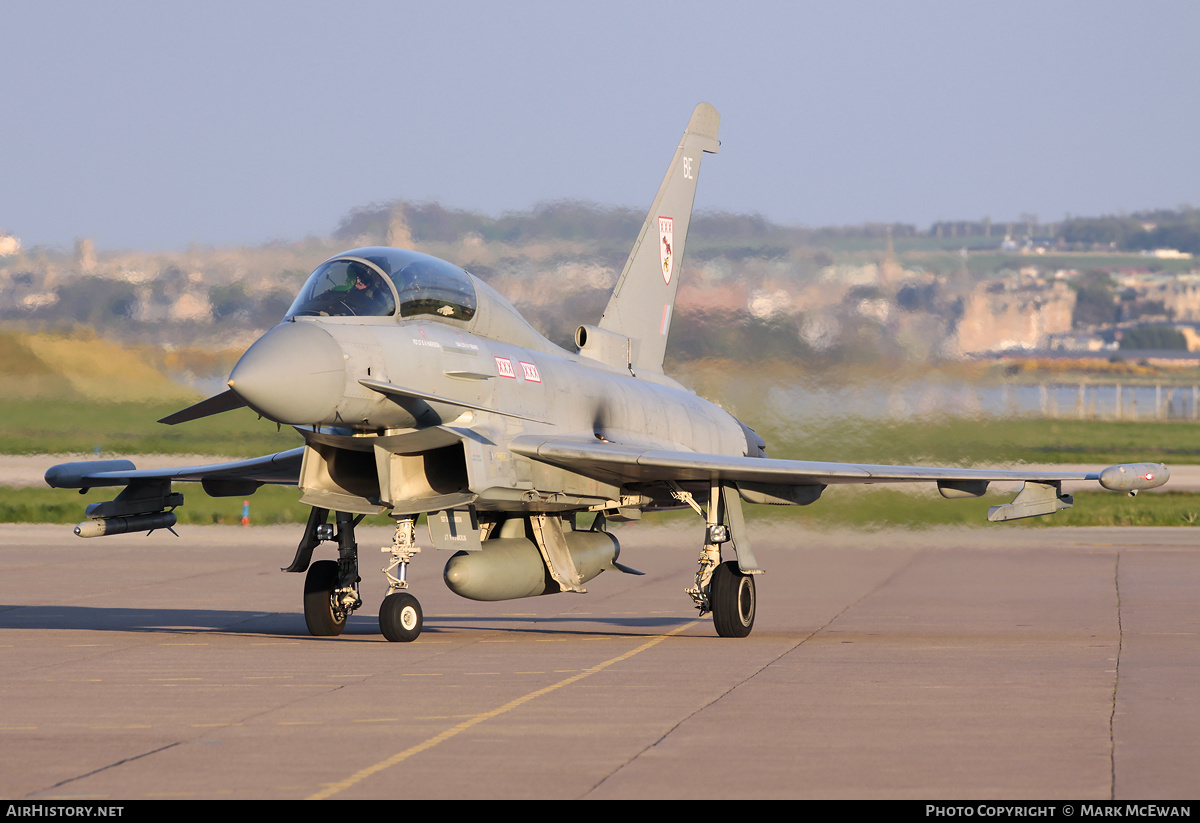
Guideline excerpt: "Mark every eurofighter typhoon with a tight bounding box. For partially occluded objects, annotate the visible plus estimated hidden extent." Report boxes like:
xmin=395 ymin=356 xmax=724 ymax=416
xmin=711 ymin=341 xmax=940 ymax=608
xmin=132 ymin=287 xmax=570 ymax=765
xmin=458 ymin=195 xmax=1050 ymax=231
xmin=46 ymin=104 xmax=1169 ymax=641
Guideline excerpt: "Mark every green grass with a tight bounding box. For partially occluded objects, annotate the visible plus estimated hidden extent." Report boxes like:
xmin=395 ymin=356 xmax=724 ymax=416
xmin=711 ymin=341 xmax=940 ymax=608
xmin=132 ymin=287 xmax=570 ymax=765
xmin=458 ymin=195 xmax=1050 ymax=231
xmin=629 ymin=489 xmax=1200 ymax=530
xmin=743 ymin=489 xmax=1200 ymax=529
xmin=10 ymin=483 xmax=1198 ymax=530
xmin=6 ymin=397 xmax=1197 ymax=530
xmin=761 ymin=416 xmax=1198 ymax=467
xmin=0 ymin=400 xmax=300 ymax=457
xmin=2 ymin=484 xmax=395 ymax=527
xmin=4 ymin=387 xmax=1197 ymax=465
xmin=962 ymin=251 xmax=1198 ymax=276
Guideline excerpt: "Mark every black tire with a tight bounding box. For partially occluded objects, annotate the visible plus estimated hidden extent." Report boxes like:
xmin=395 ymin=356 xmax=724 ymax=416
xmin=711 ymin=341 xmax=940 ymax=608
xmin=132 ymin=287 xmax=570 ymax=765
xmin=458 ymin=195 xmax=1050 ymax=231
xmin=710 ymin=560 xmax=755 ymax=638
xmin=303 ymin=560 xmax=346 ymax=637
xmin=380 ymin=591 xmax=423 ymax=642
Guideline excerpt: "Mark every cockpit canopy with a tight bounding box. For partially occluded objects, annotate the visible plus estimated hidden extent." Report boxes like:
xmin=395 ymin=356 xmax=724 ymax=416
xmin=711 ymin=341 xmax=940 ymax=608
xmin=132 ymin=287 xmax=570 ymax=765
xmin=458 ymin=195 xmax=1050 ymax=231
xmin=287 ymin=247 xmax=478 ymax=321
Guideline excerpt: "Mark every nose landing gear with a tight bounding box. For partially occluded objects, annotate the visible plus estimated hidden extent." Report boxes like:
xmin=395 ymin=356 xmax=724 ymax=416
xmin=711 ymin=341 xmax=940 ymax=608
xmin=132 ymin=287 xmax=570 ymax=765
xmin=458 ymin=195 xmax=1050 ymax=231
xmin=379 ymin=515 xmax=423 ymax=642
xmin=291 ymin=508 xmax=425 ymax=642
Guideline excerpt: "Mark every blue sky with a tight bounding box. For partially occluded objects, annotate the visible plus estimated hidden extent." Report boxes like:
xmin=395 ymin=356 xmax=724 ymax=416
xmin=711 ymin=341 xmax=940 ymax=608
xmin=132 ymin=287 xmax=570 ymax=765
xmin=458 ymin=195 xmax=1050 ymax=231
xmin=5 ymin=1 xmax=1200 ymax=250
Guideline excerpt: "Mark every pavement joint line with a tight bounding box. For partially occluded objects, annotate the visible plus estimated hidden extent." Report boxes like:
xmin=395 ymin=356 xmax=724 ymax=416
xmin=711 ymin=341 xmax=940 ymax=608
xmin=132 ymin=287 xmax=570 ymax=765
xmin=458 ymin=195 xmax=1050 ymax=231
xmin=307 ymin=620 xmax=701 ymax=800
xmin=1108 ymin=550 xmax=1122 ymax=802
xmin=30 ymin=741 xmax=183 ymax=798
xmin=586 ymin=550 xmax=926 ymax=796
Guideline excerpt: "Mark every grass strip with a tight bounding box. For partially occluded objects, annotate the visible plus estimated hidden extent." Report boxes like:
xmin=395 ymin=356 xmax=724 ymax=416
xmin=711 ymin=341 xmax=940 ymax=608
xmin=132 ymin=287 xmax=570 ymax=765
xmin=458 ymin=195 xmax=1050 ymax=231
xmin=3 ymin=399 xmax=1198 ymax=465
xmin=11 ymin=485 xmax=1199 ymax=529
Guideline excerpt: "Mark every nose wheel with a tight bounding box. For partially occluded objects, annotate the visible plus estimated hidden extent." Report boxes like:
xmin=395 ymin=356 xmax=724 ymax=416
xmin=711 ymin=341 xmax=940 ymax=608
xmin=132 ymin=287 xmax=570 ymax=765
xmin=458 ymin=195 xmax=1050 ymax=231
xmin=380 ymin=591 xmax=423 ymax=642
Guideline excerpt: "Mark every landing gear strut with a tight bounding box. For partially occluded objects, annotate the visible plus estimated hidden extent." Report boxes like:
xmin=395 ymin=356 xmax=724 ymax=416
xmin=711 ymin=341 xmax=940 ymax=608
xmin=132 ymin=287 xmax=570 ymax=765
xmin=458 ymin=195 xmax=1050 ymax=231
xmin=380 ymin=516 xmax=423 ymax=642
xmin=673 ymin=479 xmax=762 ymax=638
xmin=295 ymin=509 xmax=363 ymax=637
xmin=289 ymin=509 xmax=428 ymax=642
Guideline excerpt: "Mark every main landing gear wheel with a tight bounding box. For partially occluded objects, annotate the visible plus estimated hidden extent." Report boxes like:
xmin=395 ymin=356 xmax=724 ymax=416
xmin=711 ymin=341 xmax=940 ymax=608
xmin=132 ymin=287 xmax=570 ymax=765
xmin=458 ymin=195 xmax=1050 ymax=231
xmin=710 ymin=560 xmax=755 ymax=638
xmin=303 ymin=560 xmax=346 ymax=637
xmin=380 ymin=591 xmax=423 ymax=642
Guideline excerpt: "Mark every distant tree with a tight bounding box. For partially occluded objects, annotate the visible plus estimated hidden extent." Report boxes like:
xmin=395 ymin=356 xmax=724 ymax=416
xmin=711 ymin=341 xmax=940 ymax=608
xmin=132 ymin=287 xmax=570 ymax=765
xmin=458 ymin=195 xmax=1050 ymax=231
xmin=1130 ymin=205 xmax=1200 ymax=225
xmin=249 ymin=289 xmax=296 ymax=329
xmin=1060 ymin=216 xmax=1141 ymax=248
xmin=54 ymin=277 xmax=137 ymax=325
xmin=334 ymin=201 xmax=495 ymax=245
xmin=495 ymin=202 xmax=641 ymax=245
xmin=209 ymin=283 xmax=247 ymax=320
xmin=1070 ymin=270 xmax=1117 ymax=327
xmin=666 ymin=310 xmax=811 ymax=363
xmin=1119 ymin=325 xmax=1187 ymax=350
xmin=1128 ymin=224 xmax=1200 ymax=255
xmin=896 ymin=281 xmax=939 ymax=312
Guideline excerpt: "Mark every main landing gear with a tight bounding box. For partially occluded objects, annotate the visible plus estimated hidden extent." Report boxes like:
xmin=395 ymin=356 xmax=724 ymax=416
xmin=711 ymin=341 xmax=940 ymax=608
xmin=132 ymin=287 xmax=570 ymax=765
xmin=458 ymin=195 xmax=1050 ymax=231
xmin=684 ymin=527 xmax=757 ymax=638
xmin=709 ymin=560 xmax=755 ymax=638
xmin=672 ymin=480 xmax=761 ymax=638
xmin=299 ymin=511 xmax=363 ymax=637
xmin=303 ymin=559 xmax=349 ymax=636
xmin=288 ymin=509 xmax=425 ymax=642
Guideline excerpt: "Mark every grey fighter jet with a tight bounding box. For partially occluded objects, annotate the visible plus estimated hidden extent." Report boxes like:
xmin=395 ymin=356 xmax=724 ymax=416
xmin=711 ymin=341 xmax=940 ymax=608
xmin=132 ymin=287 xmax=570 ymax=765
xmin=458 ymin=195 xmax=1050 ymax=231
xmin=46 ymin=104 xmax=1169 ymax=642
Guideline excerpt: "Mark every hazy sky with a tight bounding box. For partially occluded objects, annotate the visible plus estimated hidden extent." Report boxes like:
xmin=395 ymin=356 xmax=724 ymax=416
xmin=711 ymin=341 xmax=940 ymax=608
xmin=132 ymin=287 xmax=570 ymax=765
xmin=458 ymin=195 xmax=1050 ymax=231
xmin=5 ymin=1 xmax=1200 ymax=250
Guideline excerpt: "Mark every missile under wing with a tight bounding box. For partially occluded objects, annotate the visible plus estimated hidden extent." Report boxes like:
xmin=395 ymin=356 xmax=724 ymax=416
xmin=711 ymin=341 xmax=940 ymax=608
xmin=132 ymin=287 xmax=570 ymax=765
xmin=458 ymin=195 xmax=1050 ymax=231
xmin=46 ymin=103 xmax=1169 ymax=642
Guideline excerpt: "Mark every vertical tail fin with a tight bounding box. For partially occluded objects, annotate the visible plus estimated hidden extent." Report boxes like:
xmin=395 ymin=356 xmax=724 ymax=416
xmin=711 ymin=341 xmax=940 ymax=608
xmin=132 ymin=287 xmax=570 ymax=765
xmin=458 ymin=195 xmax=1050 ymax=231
xmin=596 ymin=103 xmax=719 ymax=374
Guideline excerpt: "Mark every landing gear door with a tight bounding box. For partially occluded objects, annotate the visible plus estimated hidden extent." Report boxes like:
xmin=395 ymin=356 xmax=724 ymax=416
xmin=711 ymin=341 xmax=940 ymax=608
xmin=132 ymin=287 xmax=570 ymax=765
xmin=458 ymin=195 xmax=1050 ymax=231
xmin=428 ymin=508 xmax=482 ymax=552
xmin=722 ymin=484 xmax=763 ymax=574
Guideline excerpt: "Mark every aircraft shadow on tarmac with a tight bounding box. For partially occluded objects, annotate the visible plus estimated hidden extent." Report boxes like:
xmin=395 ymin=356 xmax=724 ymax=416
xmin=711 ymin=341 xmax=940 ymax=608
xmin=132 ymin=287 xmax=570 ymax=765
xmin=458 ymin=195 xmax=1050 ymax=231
xmin=0 ymin=604 xmax=692 ymax=638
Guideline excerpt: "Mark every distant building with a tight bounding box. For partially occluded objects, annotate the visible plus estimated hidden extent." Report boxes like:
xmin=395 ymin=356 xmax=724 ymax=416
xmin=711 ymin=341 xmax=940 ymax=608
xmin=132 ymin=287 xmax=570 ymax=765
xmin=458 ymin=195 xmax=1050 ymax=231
xmin=1178 ymin=327 xmax=1200 ymax=351
xmin=954 ymin=278 xmax=1076 ymax=355
xmin=1142 ymin=248 xmax=1193 ymax=259
xmin=74 ymin=237 xmax=97 ymax=272
xmin=0 ymin=232 xmax=21 ymax=256
xmin=1046 ymin=331 xmax=1116 ymax=352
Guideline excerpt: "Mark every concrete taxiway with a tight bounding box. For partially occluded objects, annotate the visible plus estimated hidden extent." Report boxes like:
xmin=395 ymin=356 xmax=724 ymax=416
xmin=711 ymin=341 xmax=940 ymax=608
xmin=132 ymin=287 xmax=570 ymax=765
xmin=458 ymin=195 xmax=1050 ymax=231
xmin=0 ymin=522 xmax=1196 ymax=799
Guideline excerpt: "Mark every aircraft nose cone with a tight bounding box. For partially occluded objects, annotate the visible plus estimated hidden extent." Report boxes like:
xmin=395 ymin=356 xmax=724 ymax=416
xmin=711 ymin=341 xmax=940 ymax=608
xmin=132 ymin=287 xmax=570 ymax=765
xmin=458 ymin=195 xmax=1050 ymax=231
xmin=227 ymin=322 xmax=345 ymax=425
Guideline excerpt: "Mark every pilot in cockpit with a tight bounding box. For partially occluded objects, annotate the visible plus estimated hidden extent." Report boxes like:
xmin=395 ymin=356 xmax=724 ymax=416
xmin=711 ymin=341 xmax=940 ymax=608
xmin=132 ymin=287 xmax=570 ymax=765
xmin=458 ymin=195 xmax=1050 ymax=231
xmin=347 ymin=263 xmax=375 ymax=301
xmin=336 ymin=262 xmax=389 ymax=316
xmin=287 ymin=250 xmax=474 ymax=320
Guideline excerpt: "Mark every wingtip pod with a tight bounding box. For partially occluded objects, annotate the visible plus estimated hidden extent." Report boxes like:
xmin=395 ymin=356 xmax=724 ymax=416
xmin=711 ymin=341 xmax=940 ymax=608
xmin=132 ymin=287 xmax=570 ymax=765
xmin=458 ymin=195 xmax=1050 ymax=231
xmin=1099 ymin=463 xmax=1169 ymax=492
